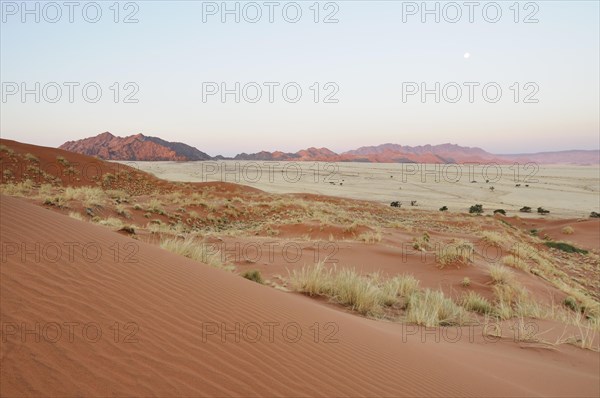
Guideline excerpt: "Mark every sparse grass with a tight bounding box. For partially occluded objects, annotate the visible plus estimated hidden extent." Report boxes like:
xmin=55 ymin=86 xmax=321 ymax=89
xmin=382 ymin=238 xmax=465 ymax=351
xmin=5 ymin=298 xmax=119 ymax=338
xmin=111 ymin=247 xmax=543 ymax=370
xmin=561 ymin=226 xmax=574 ymax=235
xmin=146 ymin=198 xmax=166 ymax=215
xmin=461 ymin=277 xmax=471 ymax=287
xmin=461 ymin=291 xmax=493 ymax=314
xmin=96 ymin=217 xmax=125 ymax=229
xmin=290 ymin=263 xmax=466 ymax=326
xmin=406 ymin=289 xmax=468 ymax=326
xmin=377 ymin=274 xmax=420 ymax=306
xmin=160 ymin=237 xmax=234 ymax=271
xmin=412 ymin=232 xmax=431 ymax=250
xmin=56 ymin=156 xmax=70 ymax=166
xmin=42 ymin=194 xmax=68 ymax=208
xmin=289 ymin=264 xmax=422 ymax=317
xmin=288 ymin=262 xmax=333 ymax=297
xmin=479 ymin=231 xmax=504 ymax=247
xmin=68 ymin=212 xmax=84 ymax=221
xmin=62 ymin=187 xmax=106 ymax=207
xmin=489 ymin=264 xmax=514 ymax=285
xmin=436 ymin=239 xmax=473 ymax=267
xmin=0 ymin=180 xmax=36 ymax=197
xmin=502 ymin=255 xmax=530 ymax=272
xmin=357 ymin=230 xmax=382 ymax=244
xmin=241 ymin=270 xmax=264 ymax=284
xmin=23 ymin=153 xmax=39 ymax=162
xmin=115 ymin=204 xmax=132 ymax=219
xmin=330 ymin=268 xmax=385 ymax=316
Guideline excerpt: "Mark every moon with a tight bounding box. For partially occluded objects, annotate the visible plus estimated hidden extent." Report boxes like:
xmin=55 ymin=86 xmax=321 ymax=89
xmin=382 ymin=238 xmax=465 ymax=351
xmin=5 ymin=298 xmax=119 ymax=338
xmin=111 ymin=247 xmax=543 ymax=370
xmin=464 ymin=52 xmax=471 ymax=59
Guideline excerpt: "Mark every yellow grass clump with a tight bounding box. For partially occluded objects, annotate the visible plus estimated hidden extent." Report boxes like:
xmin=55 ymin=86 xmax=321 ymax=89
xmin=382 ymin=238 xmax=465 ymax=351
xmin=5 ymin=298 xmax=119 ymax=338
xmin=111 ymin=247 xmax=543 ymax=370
xmin=405 ymin=289 xmax=468 ymax=326
xmin=436 ymin=239 xmax=474 ymax=267
xmin=160 ymin=237 xmax=234 ymax=271
xmin=561 ymin=226 xmax=574 ymax=235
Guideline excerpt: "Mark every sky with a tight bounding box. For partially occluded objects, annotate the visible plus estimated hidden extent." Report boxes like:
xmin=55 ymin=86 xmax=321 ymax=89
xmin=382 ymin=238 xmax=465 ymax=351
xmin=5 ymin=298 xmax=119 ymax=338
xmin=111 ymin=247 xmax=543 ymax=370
xmin=1 ymin=0 xmax=599 ymax=157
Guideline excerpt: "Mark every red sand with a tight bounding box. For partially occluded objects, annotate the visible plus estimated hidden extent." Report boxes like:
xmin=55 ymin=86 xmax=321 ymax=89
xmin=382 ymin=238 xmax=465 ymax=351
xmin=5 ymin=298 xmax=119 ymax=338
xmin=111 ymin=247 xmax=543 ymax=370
xmin=1 ymin=195 xmax=599 ymax=397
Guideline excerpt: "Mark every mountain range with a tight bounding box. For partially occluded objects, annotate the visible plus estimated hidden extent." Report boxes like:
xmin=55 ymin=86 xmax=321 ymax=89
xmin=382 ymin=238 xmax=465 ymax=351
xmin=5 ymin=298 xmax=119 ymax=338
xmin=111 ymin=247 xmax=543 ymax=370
xmin=58 ymin=132 xmax=600 ymax=165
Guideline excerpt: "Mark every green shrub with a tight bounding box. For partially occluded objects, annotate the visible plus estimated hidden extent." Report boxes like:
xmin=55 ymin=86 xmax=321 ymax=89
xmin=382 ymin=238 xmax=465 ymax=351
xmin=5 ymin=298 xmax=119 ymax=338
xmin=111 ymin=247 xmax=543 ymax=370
xmin=242 ymin=270 xmax=264 ymax=284
xmin=544 ymin=241 xmax=588 ymax=254
xmin=469 ymin=204 xmax=483 ymax=214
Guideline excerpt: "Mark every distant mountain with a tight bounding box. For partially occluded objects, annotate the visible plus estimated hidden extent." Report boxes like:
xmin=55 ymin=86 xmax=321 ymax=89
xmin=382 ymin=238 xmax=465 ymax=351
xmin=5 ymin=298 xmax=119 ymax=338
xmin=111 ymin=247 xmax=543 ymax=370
xmin=59 ymin=133 xmax=599 ymax=164
xmin=497 ymin=150 xmax=600 ymax=165
xmin=59 ymin=132 xmax=212 ymax=161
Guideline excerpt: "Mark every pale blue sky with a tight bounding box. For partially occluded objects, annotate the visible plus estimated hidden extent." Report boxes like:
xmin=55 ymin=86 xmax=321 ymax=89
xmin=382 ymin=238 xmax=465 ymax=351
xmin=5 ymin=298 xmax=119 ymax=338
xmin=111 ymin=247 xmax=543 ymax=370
xmin=1 ymin=1 xmax=598 ymax=156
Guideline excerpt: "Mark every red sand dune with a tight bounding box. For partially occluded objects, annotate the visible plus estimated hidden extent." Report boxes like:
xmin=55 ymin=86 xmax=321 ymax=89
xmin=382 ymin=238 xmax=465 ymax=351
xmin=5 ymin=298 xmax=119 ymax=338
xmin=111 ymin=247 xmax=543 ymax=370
xmin=1 ymin=196 xmax=599 ymax=397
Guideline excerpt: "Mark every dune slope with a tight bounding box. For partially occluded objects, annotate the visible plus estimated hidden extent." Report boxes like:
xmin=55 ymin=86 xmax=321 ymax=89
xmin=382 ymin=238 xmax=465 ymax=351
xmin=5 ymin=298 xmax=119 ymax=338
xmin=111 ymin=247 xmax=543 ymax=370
xmin=1 ymin=196 xmax=599 ymax=397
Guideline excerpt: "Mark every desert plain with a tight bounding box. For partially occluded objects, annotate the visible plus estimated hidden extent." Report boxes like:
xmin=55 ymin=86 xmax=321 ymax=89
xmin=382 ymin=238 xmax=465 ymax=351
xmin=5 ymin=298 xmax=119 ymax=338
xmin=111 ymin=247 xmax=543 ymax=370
xmin=130 ymin=160 xmax=600 ymax=219
xmin=1 ymin=139 xmax=599 ymax=397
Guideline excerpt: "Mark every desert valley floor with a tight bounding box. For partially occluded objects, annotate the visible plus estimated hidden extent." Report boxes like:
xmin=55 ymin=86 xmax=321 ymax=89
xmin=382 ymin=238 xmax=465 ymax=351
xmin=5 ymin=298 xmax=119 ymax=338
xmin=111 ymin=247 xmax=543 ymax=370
xmin=129 ymin=160 xmax=600 ymax=219
xmin=0 ymin=139 xmax=599 ymax=397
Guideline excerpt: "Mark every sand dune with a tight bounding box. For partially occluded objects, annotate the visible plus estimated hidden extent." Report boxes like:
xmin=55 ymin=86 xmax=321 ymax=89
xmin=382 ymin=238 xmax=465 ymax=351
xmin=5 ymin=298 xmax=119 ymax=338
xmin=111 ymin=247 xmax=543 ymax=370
xmin=1 ymin=195 xmax=599 ymax=397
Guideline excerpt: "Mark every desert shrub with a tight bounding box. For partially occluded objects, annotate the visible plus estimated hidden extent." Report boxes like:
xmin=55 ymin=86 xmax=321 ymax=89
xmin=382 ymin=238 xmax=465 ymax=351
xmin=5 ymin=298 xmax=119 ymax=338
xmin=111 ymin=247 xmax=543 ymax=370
xmin=241 ymin=270 xmax=264 ymax=284
xmin=390 ymin=201 xmax=401 ymax=208
xmin=493 ymin=209 xmax=506 ymax=215
xmin=461 ymin=277 xmax=471 ymax=287
xmin=537 ymin=207 xmax=550 ymax=214
xmin=439 ymin=206 xmax=448 ymax=211
xmin=590 ymin=212 xmax=600 ymax=218
xmin=519 ymin=206 xmax=532 ymax=213
xmin=469 ymin=204 xmax=483 ymax=214
xmin=544 ymin=241 xmax=588 ymax=254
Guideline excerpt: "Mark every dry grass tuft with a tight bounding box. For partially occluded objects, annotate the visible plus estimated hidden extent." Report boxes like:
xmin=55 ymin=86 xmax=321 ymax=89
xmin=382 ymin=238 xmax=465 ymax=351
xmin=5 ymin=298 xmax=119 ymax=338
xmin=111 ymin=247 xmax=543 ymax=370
xmin=160 ymin=237 xmax=234 ymax=271
xmin=561 ymin=226 xmax=574 ymax=235
xmin=479 ymin=231 xmax=505 ymax=247
xmin=502 ymin=255 xmax=530 ymax=272
xmin=461 ymin=291 xmax=493 ymax=314
xmin=289 ymin=264 xmax=420 ymax=317
xmin=406 ymin=289 xmax=468 ymax=326
xmin=489 ymin=264 xmax=515 ymax=285
xmin=437 ymin=239 xmax=474 ymax=267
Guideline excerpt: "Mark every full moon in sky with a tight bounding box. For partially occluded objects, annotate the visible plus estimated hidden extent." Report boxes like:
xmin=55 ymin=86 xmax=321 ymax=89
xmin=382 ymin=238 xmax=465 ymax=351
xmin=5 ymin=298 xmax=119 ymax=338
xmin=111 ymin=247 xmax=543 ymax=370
xmin=464 ymin=52 xmax=471 ymax=59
